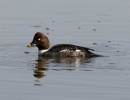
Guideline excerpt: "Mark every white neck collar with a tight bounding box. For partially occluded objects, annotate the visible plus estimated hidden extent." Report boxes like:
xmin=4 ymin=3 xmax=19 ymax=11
xmin=38 ymin=49 xmax=48 ymax=55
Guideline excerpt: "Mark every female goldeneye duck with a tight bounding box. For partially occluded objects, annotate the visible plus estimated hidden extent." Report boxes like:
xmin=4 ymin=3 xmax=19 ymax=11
xmin=27 ymin=32 xmax=102 ymax=57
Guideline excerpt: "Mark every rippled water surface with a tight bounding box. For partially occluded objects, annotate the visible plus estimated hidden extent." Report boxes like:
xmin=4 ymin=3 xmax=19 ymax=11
xmin=0 ymin=0 xmax=130 ymax=100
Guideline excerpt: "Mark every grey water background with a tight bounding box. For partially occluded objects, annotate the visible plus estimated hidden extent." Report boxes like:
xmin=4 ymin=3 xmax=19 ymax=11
xmin=0 ymin=0 xmax=130 ymax=100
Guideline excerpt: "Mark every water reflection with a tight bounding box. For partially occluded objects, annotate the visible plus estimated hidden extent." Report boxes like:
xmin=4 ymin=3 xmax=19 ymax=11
xmin=33 ymin=57 xmax=49 ymax=79
xmin=50 ymin=57 xmax=93 ymax=69
xmin=33 ymin=56 xmax=94 ymax=78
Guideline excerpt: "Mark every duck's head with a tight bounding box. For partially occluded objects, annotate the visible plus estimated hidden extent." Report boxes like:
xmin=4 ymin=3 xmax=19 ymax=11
xmin=27 ymin=32 xmax=50 ymax=50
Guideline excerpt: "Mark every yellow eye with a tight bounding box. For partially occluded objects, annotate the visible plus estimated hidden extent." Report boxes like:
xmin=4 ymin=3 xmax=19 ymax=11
xmin=38 ymin=38 xmax=40 ymax=41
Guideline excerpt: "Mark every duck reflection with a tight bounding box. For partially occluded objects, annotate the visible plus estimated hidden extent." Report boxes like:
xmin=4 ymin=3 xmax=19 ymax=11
xmin=33 ymin=56 xmax=94 ymax=78
xmin=50 ymin=57 xmax=94 ymax=71
xmin=33 ymin=57 xmax=49 ymax=79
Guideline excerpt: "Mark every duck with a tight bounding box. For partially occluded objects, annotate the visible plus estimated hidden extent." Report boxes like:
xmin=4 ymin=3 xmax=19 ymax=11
xmin=27 ymin=32 xmax=102 ymax=57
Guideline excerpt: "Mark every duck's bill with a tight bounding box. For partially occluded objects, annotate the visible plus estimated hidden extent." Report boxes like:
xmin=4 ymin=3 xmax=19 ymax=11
xmin=27 ymin=43 xmax=36 ymax=48
xmin=27 ymin=43 xmax=32 ymax=48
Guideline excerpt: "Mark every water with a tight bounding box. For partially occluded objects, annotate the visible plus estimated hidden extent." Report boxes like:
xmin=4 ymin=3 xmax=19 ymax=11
xmin=0 ymin=0 xmax=130 ymax=100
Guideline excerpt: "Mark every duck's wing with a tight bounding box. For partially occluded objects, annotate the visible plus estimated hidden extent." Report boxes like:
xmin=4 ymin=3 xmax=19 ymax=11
xmin=45 ymin=44 xmax=101 ymax=57
xmin=49 ymin=44 xmax=94 ymax=53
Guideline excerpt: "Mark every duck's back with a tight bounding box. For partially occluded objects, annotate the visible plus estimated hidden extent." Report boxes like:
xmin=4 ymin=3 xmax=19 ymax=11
xmin=42 ymin=44 xmax=100 ymax=57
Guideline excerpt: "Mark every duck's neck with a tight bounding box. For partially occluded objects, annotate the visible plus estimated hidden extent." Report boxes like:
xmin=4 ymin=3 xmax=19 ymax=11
xmin=38 ymin=49 xmax=49 ymax=55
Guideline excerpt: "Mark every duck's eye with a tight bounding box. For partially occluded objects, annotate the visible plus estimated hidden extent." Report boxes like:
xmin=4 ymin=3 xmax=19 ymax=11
xmin=38 ymin=38 xmax=41 ymax=41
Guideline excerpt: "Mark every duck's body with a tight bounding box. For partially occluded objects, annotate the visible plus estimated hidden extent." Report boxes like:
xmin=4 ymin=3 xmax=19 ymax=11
xmin=27 ymin=32 xmax=102 ymax=57
xmin=39 ymin=44 xmax=99 ymax=57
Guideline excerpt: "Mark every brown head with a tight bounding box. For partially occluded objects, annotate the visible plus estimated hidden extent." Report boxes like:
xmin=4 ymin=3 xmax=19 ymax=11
xmin=27 ymin=32 xmax=50 ymax=50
